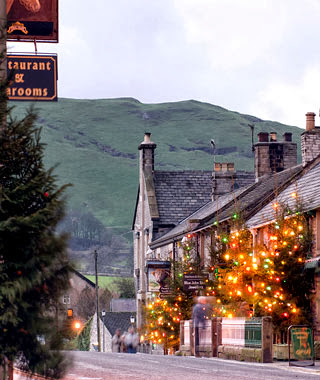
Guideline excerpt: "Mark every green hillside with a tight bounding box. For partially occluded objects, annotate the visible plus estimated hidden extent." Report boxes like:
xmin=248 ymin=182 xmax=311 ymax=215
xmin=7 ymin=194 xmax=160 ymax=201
xmin=11 ymin=98 xmax=303 ymax=266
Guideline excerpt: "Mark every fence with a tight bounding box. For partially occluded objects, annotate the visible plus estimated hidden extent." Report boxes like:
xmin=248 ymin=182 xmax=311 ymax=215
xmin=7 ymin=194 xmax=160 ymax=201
xmin=180 ymin=317 xmax=272 ymax=362
xmin=221 ymin=317 xmax=262 ymax=347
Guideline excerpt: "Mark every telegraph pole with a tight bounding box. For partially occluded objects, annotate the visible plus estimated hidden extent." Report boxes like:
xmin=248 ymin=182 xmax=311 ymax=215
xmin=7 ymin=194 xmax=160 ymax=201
xmin=94 ymin=250 xmax=101 ymax=352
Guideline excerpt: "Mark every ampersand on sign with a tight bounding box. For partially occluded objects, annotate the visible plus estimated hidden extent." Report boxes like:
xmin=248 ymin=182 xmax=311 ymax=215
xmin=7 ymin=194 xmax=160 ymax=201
xmin=15 ymin=73 xmax=25 ymax=83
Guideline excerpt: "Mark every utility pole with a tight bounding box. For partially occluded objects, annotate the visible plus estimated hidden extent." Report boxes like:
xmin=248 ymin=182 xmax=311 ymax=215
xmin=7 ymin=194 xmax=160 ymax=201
xmin=94 ymin=250 xmax=101 ymax=352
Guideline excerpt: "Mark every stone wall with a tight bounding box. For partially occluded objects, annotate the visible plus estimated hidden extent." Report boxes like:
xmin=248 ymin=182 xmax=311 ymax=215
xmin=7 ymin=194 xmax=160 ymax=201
xmin=89 ymin=313 xmax=112 ymax=352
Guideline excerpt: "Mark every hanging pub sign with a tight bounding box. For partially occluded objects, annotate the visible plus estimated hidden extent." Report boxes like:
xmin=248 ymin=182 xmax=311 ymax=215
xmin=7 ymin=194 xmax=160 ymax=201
xmin=7 ymin=0 xmax=58 ymax=42
xmin=183 ymin=273 xmax=208 ymax=292
xmin=146 ymin=260 xmax=171 ymax=293
xmin=7 ymin=54 xmax=58 ymax=101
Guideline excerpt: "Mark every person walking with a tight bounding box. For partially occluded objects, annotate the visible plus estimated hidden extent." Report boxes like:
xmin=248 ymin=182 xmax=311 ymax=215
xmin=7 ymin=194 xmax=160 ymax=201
xmin=192 ymin=296 xmax=208 ymax=357
xmin=111 ymin=329 xmax=122 ymax=353
xmin=124 ymin=326 xmax=139 ymax=353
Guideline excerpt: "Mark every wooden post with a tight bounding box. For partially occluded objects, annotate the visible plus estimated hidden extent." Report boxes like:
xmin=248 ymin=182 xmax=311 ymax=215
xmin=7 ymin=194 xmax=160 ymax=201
xmin=211 ymin=317 xmax=222 ymax=357
xmin=261 ymin=316 xmax=273 ymax=363
xmin=189 ymin=320 xmax=194 ymax=356
xmin=179 ymin=320 xmax=184 ymax=349
xmin=94 ymin=250 xmax=101 ymax=352
xmin=8 ymin=361 xmax=13 ymax=380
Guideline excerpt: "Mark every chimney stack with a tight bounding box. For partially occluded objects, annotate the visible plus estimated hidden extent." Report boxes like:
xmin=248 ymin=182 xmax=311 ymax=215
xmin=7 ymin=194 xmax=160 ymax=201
xmin=254 ymin=131 xmax=297 ymax=180
xmin=301 ymin=112 xmax=320 ymax=166
xmin=212 ymin=162 xmax=236 ymax=200
xmin=139 ymin=132 xmax=157 ymax=172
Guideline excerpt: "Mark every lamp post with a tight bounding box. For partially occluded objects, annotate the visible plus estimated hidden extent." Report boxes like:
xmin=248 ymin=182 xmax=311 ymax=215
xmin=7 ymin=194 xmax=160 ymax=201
xmin=101 ymin=309 xmax=106 ymax=352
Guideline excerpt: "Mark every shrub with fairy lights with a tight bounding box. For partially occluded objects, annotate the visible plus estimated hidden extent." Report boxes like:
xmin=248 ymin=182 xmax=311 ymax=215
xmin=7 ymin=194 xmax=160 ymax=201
xmin=211 ymin=202 xmax=314 ymax=332
xmin=144 ymin=233 xmax=207 ymax=351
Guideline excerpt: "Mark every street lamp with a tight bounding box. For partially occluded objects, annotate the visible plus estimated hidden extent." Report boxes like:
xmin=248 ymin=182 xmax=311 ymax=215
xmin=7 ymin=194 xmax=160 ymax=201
xmin=130 ymin=315 xmax=135 ymax=325
xmin=101 ymin=309 xmax=106 ymax=352
xmin=74 ymin=321 xmax=81 ymax=330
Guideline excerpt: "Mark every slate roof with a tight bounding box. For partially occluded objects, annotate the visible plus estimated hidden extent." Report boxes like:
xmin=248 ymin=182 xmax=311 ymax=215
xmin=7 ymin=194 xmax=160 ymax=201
xmin=72 ymin=269 xmax=95 ymax=288
xmin=150 ymin=186 xmax=250 ymax=247
xmin=154 ymin=171 xmax=212 ymax=226
xmin=212 ymin=165 xmax=303 ymax=226
xmin=247 ymin=158 xmax=320 ymax=228
xmin=153 ymin=170 xmax=254 ymax=227
xmin=150 ymin=165 xmax=302 ymax=248
xmin=101 ymin=312 xmax=136 ymax=337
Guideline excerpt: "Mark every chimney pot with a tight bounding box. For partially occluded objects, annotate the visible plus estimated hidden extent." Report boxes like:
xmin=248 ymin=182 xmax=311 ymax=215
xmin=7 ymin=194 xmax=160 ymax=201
xmin=270 ymin=132 xmax=277 ymax=142
xmin=221 ymin=163 xmax=228 ymax=172
xmin=258 ymin=132 xmax=269 ymax=142
xmin=227 ymin=163 xmax=235 ymax=171
xmin=144 ymin=132 xmax=151 ymax=142
xmin=283 ymin=132 xmax=292 ymax=142
xmin=214 ymin=163 xmax=221 ymax=171
xmin=306 ymin=112 xmax=316 ymax=131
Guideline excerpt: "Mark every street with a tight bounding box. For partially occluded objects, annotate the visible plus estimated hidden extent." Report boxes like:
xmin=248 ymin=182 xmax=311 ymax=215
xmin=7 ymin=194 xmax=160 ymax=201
xmin=50 ymin=351 xmax=320 ymax=380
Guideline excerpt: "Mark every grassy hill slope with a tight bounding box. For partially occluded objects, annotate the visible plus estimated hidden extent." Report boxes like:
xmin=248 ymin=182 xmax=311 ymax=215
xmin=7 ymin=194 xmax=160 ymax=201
xmin=11 ymin=97 xmax=303 ymax=247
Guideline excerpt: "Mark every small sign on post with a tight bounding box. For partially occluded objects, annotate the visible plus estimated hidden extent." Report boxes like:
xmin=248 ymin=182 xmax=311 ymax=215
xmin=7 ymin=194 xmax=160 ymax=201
xmin=7 ymin=54 xmax=57 ymax=101
xmin=183 ymin=273 xmax=208 ymax=292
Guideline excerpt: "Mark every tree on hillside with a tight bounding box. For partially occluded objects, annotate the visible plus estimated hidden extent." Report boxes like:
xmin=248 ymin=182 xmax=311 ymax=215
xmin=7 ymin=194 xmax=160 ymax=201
xmin=0 ymin=95 xmax=71 ymax=377
xmin=57 ymin=209 xmax=107 ymax=249
xmin=75 ymin=286 xmax=112 ymax=320
xmin=113 ymin=277 xmax=135 ymax=298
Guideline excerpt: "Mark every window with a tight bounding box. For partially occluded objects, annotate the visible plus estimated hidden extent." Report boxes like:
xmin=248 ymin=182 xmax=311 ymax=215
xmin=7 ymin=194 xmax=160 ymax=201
xmin=63 ymin=295 xmax=70 ymax=304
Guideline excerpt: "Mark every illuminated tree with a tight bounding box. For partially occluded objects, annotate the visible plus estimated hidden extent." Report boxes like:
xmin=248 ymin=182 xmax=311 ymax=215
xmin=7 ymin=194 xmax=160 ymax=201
xmin=144 ymin=233 xmax=210 ymax=351
xmin=210 ymin=200 xmax=314 ymax=332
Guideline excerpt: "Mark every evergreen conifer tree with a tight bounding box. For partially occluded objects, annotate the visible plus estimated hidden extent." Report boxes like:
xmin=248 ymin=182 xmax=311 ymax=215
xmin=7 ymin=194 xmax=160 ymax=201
xmin=0 ymin=90 xmax=71 ymax=377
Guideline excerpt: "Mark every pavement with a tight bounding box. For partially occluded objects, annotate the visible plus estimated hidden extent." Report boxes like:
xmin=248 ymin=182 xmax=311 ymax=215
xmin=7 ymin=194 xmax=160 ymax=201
xmin=12 ymin=358 xmax=320 ymax=379
xmin=271 ymin=358 xmax=320 ymax=374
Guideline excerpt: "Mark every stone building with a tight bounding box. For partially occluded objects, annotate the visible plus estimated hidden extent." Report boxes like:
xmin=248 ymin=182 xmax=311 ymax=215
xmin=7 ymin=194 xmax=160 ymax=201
xmin=132 ymin=133 xmax=255 ymax=327
xmin=59 ymin=269 xmax=95 ymax=321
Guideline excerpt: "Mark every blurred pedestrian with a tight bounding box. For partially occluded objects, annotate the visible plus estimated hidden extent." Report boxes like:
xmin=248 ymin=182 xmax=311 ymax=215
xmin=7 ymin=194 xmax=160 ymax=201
xmin=192 ymin=296 xmax=208 ymax=357
xmin=124 ymin=326 xmax=139 ymax=353
xmin=111 ymin=328 xmax=122 ymax=353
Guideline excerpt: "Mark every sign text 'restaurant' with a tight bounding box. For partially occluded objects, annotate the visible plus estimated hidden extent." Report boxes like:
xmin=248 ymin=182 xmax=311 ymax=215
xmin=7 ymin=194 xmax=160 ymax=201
xmin=7 ymin=55 xmax=57 ymax=101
